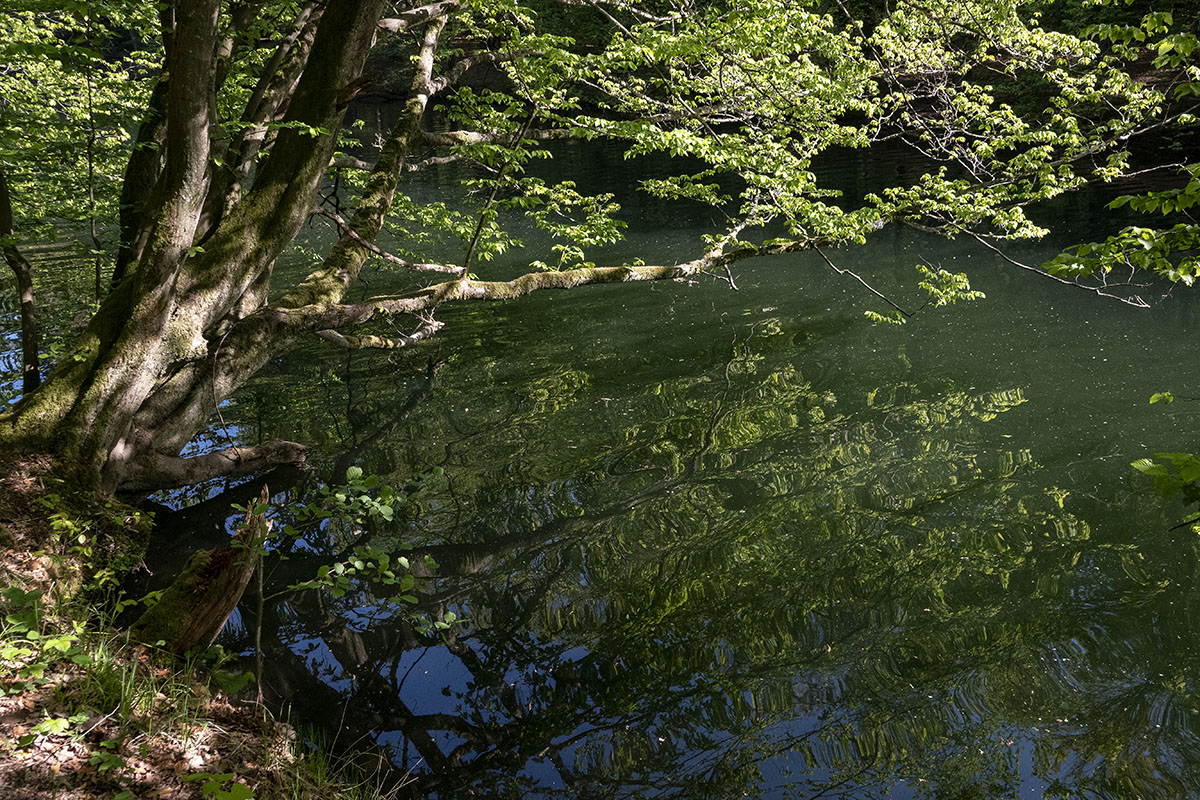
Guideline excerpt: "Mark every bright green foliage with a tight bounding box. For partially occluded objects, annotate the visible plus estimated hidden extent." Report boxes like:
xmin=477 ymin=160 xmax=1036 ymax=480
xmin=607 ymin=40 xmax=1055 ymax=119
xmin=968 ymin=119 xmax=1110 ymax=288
xmin=0 ymin=0 xmax=1189 ymax=490
xmin=915 ymin=263 xmax=987 ymax=307
xmin=1132 ymin=451 xmax=1200 ymax=503
xmin=1045 ymin=4 xmax=1200 ymax=286
xmin=0 ymin=2 xmax=157 ymax=242
xmin=364 ymin=0 xmax=1165 ymax=292
xmin=1049 ymin=168 xmax=1200 ymax=284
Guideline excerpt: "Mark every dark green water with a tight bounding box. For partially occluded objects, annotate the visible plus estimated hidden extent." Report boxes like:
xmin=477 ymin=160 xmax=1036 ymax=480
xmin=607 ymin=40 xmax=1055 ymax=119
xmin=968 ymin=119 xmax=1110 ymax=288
xmin=133 ymin=142 xmax=1200 ymax=798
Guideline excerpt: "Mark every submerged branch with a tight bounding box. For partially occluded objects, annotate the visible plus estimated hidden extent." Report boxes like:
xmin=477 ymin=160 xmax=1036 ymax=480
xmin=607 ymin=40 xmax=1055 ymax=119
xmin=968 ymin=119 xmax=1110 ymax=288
xmin=316 ymin=317 xmax=445 ymax=349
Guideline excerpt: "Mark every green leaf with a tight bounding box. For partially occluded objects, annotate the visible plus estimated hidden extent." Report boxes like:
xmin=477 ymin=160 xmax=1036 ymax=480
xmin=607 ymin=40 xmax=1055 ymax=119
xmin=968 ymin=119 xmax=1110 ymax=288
xmin=32 ymin=717 xmax=71 ymax=735
xmin=1131 ymin=457 xmax=1168 ymax=477
xmin=227 ymin=784 xmax=255 ymax=800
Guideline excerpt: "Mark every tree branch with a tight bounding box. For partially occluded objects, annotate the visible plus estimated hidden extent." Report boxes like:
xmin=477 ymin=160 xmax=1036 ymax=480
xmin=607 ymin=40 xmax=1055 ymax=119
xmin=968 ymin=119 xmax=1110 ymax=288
xmin=377 ymin=0 xmax=460 ymax=33
xmin=814 ymin=247 xmax=914 ymax=318
xmin=431 ymin=50 xmax=532 ymax=95
xmin=331 ymin=153 xmax=471 ymax=172
xmin=314 ymin=208 xmax=464 ymax=274
xmin=316 ymin=316 xmax=445 ymax=349
xmin=418 ymin=127 xmax=573 ymax=147
xmin=274 ymin=235 xmax=832 ymax=333
xmin=199 ymin=2 xmax=323 ymax=237
xmin=963 ymin=229 xmax=1152 ymax=308
xmin=277 ymin=11 xmax=449 ymax=310
xmin=121 ymin=438 xmax=308 ymax=493
xmin=569 ymin=0 xmax=674 ymax=23
xmin=137 ymin=0 xmax=222 ymax=286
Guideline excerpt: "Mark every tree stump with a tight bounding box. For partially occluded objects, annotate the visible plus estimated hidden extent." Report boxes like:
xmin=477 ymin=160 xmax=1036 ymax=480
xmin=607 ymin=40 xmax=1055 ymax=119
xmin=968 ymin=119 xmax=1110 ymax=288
xmin=131 ymin=485 xmax=270 ymax=655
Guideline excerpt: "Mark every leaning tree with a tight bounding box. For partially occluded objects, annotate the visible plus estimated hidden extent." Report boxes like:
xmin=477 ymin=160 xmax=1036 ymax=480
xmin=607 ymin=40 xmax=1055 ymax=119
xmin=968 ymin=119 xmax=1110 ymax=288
xmin=0 ymin=0 xmax=1185 ymax=495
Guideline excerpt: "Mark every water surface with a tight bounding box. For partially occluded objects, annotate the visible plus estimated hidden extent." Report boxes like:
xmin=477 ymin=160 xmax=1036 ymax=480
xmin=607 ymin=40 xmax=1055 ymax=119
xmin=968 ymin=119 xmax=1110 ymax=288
xmin=147 ymin=140 xmax=1200 ymax=799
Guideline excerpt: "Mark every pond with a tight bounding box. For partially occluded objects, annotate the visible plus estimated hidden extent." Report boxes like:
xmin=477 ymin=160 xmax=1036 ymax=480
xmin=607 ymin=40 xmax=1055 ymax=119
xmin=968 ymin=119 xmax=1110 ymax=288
xmin=123 ymin=135 xmax=1200 ymax=798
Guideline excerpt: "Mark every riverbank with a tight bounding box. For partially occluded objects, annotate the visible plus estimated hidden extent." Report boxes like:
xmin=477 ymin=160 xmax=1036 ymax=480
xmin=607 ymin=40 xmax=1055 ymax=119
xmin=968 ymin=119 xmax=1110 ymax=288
xmin=0 ymin=463 xmax=395 ymax=800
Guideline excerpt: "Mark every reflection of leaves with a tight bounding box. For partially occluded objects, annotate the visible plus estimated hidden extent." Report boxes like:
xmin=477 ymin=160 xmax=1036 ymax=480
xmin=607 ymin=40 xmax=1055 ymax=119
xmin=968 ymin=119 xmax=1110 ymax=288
xmin=232 ymin=322 xmax=1189 ymax=800
xmin=398 ymin=332 xmax=1074 ymax=793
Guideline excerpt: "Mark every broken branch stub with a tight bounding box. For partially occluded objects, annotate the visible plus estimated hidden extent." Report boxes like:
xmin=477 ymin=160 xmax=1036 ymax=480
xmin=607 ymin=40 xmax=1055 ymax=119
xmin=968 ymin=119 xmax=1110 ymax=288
xmin=131 ymin=485 xmax=271 ymax=655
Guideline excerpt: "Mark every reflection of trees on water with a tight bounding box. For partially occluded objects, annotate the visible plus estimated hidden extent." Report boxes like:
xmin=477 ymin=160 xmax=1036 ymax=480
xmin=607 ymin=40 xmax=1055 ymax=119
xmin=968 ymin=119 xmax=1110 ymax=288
xmin=219 ymin=320 xmax=1200 ymax=799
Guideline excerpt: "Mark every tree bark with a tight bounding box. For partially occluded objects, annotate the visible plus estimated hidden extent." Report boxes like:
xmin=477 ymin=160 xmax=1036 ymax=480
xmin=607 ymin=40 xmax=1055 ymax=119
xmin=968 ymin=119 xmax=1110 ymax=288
xmin=112 ymin=78 xmax=169 ymax=285
xmin=0 ymin=1 xmax=826 ymax=498
xmin=1 ymin=0 xmax=386 ymax=492
xmin=196 ymin=2 xmax=323 ymax=241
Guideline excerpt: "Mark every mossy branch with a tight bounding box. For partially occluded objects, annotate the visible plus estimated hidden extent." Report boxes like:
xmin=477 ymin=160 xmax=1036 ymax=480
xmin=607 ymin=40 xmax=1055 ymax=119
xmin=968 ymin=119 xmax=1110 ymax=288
xmin=272 ymin=236 xmax=830 ymax=335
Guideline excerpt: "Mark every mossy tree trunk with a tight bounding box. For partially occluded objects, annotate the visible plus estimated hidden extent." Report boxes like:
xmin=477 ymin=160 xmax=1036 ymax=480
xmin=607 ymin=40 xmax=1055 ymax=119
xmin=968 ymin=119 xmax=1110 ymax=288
xmin=1 ymin=0 xmax=388 ymax=492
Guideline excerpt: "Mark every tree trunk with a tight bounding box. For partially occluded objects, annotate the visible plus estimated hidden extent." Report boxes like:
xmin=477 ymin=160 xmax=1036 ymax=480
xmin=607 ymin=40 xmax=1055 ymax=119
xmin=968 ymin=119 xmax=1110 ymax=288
xmin=112 ymin=78 xmax=169 ymax=285
xmin=0 ymin=165 xmax=40 ymax=394
xmin=0 ymin=0 xmax=387 ymax=492
xmin=0 ymin=0 xmax=800 ymax=500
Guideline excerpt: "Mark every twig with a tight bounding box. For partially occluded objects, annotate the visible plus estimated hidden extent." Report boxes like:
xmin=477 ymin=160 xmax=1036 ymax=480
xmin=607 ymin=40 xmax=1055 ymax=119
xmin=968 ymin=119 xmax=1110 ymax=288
xmin=964 ymin=230 xmax=1152 ymax=308
xmin=814 ymin=247 xmax=913 ymax=317
xmin=1169 ymin=513 xmax=1200 ymax=532
xmin=462 ymin=106 xmax=539 ymax=273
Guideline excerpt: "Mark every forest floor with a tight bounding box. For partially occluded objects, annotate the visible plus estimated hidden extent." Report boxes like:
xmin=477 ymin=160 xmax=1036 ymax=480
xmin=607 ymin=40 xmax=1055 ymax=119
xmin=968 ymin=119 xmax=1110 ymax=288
xmin=0 ymin=457 xmax=395 ymax=800
xmin=0 ymin=664 xmax=298 ymax=800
